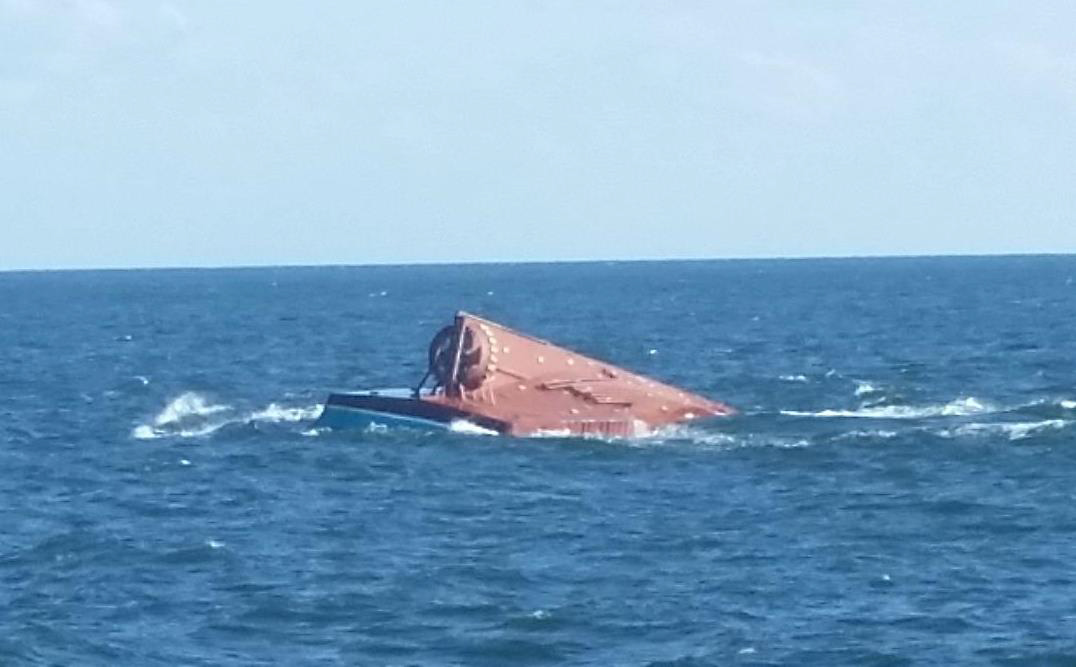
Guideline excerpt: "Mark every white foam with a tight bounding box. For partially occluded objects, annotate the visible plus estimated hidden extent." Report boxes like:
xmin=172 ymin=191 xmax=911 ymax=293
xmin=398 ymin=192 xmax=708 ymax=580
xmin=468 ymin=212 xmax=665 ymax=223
xmin=132 ymin=424 xmax=157 ymax=440
xmin=644 ymin=424 xmax=738 ymax=445
xmin=176 ymin=423 xmax=230 ymax=438
xmin=248 ymin=403 xmax=322 ymax=423
xmin=781 ymin=397 xmax=993 ymax=420
xmin=153 ymin=392 xmax=229 ymax=427
xmin=133 ymin=422 xmax=227 ymax=440
xmin=636 ymin=425 xmax=810 ymax=450
xmin=523 ymin=419 xmax=652 ymax=441
xmin=834 ymin=429 xmax=900 ymax=441
xmin=854 ymin=381 xmax=879 ymax=397
xmin=943 ymin=419 xmax=1070 ymax=441
xmin=448 ymin=419 xmax=499 ymax=436
xmin=530 ymin=428 xmax=573 ymax=438
xmin=1023 ymin=397 xmax=1076 ymax=410
xmin=772 ymin=438 xmax=811 ymax=449
xmin=131 ymin=392 xmax=231 ymax=439
xmin=133 ymin=394 xmax=322 ymax=440
xmin=940 ymin=397 xmax=994 ymax=415
xmin=779 ymin=374 xmax=808 ymax=383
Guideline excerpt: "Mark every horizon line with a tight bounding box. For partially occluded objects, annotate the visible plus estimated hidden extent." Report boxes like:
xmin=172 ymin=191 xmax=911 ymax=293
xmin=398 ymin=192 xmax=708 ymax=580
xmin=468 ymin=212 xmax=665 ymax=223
xmin=2 ymin=250 xmax=1075 ymax=274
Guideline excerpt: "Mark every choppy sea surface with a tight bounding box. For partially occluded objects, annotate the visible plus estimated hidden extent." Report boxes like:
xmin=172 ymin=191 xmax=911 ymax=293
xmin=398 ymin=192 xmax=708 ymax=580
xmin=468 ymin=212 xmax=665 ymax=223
xmin=3 ymin=257 xmax=1076 ymax=666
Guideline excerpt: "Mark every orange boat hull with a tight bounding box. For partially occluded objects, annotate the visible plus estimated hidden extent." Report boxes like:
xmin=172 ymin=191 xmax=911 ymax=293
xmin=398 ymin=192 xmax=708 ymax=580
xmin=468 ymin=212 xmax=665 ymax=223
xmin=320 ymin=312 xmax=736 ymax=438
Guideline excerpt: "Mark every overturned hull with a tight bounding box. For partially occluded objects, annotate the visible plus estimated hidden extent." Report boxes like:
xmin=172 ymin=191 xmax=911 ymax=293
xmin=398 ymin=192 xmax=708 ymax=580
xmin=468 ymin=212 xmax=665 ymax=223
xmin=317 ymin=312 xmax=736 ymax=438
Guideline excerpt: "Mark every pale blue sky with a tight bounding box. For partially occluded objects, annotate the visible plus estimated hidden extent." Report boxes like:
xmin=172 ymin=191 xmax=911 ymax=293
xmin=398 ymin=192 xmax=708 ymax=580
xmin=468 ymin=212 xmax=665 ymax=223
xmin=3 ymin=1 xmax=1075 ymax=270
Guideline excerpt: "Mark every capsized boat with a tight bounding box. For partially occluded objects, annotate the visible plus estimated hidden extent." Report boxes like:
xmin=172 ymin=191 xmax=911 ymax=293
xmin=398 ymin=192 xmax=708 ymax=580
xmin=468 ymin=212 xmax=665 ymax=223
xmin=316 ymin=311 xmax=736 ymax=437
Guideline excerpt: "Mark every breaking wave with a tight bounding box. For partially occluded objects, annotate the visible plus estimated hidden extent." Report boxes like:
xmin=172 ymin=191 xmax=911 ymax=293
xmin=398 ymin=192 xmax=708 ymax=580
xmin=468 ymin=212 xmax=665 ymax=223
xmin=832 ymin=429 xmax=901 ymax=441
xmin=130 ymin=392 xmax=1076 ymax=447
xmin=248 ymin=403 xmax=323 ymax=423
xmin=854 ymin=381 xmax=881 ymax=397
xmin=132 ymin=392 xmax=322 ymax=440
xmin=629 ymin=425 xmax=809 ymax=450
xmin=154 ymin=392 xmax=229 ymax=426
xmin=448 ymin=420 xmax=499 ymax=436
xmin=1022 ymin=397 xmax=1076 ymax=414
xmin=940 ymin=420 xmax=1071 ymax=441
xmin=781 ymin=396 xmax=993 ymax=419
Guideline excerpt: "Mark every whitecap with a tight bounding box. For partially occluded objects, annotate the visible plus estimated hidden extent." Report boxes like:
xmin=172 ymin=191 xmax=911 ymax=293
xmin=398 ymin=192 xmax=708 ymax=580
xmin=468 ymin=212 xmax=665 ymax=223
xmin=134 ymin=394 xmax=326 ymax=440
xmin=635 ymin=425 xmax=809 ymax=450
xmin=854 ymin=381 xmax=879 ymax=397
xmin=942 ymin=419 xmax=1070 ymax=441
xmin=248 ymin=403 xmax=322 ymax=423
xmin=781 ymin=397 xmax=993 ymax=420
xmin=940 ymin=397 xmax=991 ymax=416
xmin=175 ymin=423 xmax=230 ymax=438
xmin=1019 ymin=397 xmax=1076 ymax=413
xmin=779 ymin=374 xmax=808 ymax=383
xmin=448 ymin=419 xmax=498 ymax=436
xmin=530 ymin=428 xmax=573 ymax=438
xmin=641 ymin=424 xmax=738 ymax=446
xmin=833 ymin=429 xmax=900 ymax=441
xmin=132 ymin=418 xmax=229 ymax=440
xmin=132 ymin=392 xmax=232 ymax=440
xmin=132 ymin=424 xmax=158 ymax=440
xmin=153 ymin=392 xmax=229 ymax=427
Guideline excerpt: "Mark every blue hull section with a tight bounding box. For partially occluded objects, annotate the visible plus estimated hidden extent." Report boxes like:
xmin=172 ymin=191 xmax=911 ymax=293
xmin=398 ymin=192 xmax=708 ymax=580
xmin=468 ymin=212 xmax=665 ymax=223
xmin=313 ymin=388 xmax=508 ymax=434
xmin=316 ymin=403 xmax=451 ymax=432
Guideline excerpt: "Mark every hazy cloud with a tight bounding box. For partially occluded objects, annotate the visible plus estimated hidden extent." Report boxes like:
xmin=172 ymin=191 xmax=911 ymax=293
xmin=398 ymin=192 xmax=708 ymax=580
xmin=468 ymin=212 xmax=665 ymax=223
xmin=736 ymin=50 xmax=846 ymax=119
xmin=996 ymin=40 xmax=1076 ymax=107
xmin=157 ymin=2 xmax=187 ymax=33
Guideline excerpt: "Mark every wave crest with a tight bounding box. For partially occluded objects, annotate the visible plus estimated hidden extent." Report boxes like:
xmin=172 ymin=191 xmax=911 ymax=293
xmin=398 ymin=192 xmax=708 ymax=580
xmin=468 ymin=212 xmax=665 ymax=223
xmin=448 ymin=420 xmax=498 ymax=436
xmin=248 ymin=403 xmax=323 ymax=423
xmin=781 ymin=396 xmax=992 ymax=419
xmin=153 ymin=392 xmax=229 ymax=427
xmin=942 ymin=419 xmax=1071 ymax=441
xmin=132 ymin=393 xmax=322 ymax=440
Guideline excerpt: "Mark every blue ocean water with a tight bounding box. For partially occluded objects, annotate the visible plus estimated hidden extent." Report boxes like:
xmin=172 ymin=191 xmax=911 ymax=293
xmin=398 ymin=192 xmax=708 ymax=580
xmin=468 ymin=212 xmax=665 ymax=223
xmin=2 ymin=257 xmax=1076 ymax=666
